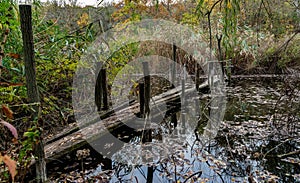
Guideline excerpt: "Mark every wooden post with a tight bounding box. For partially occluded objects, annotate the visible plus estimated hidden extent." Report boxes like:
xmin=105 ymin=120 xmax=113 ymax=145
xmin=195 ymin=97 xmax=200 ymax=118
xmin=181 ymin=71 xmax=186 ymax=108
xmin=170 ymin=44 xmax=176 ymax=87
xmin=95 ymin=63 xmax=102 ymax=111
xmin=227 ymin=60 xmax=232 ymax=85
xmin=146 ymin=167 xmax=154 ymax=183
xmin=171 ymin=113 xmax=177 ymax=129
xmin=101 ymin=68 xmax=108 ymax=110
xmin=143 ymin=62 xmax=150 ymax=116
xmin=182 ymin=65 xmax=187 ymax=110
xmin=102 ymin=157 xmax=112 ymax=170
xmin=169 ymin=45 xmax=178 ymax=129
xmin=139 ymin=82 xmax=145 ymax=117
xmin=181 ymin=67 xmax=186 ymax=134
xmin=20 ymin=5 xmax=47 ymax=182
xmin=95 ymin=66 xmax=108 ymax=111
xmin=142 ymin=62 xmax=153 ymax=181
xmin=194 ymin=55 xmax=200 ymax=91
xmin=196 ymin=66 xmax=200 ymax=91
xmin=141 ymin=61 xmax=151 ymax=142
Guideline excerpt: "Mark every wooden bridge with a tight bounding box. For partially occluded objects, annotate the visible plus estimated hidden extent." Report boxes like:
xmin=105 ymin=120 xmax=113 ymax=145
xmin=43 ymin=81 xmax=210 ymax=162
xmin=42 ymin=64 xmax=292 ymax=163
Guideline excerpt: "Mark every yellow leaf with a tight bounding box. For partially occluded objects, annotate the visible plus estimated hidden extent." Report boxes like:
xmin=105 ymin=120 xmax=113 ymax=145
xmin=227 ymin=2 xmax=232 ymax=9
xmin=77 ymin=12 xmax=89 ymax=27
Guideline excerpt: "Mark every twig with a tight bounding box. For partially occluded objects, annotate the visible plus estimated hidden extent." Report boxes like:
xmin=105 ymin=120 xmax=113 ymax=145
xmin=272 ymin=30 xmax=300 ymax=56
xmin=183 ymin=170 xmax=202 ymax=183
xmin=277 ymin=149 xmax=300 ymax=158
xmin=10 ymin=102 xmax=41 ymax=107
xmin=263 ymin=138 xmax=294 ymax=159
xmin=205 ymin=159 xmax=225 ymax=183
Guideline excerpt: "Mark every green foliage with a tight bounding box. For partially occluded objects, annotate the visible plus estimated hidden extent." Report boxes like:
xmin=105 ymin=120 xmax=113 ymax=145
xmin=0 ymin=0 xmax=19 ymax=31
xmin=181 ymin=11 xmax=200 ymax=29
xmin=286 ymin=37 xmax=300 ymax=57
xmin=106 ymin=42 xmax=139 ymax=86
xmin=0 ymin=0 xmax=23 ymax=78
xmin=278 ymin=35 xmax=300 ymax=68
xmin=1 ymin=2 xmax=101 ymax=181
xmin=195 ymin=0 xmax=240 ymax=57
xmin=222 ymin=0 xmax=240 ymax=57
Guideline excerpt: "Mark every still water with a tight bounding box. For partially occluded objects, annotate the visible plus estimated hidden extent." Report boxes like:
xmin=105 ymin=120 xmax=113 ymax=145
xmin=50 ymin=78 xmax=300 ymax=182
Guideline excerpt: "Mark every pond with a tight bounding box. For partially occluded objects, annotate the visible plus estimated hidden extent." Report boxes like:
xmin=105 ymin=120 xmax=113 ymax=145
xmin=48 ymin=77 xmax=300 ymax=183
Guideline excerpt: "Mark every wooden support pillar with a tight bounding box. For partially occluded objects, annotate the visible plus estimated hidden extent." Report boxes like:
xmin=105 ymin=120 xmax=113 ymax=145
xmin=181 ymin=66 xmax=186 ymax=134
xmin=95 ymin=66 xmax=108 ymax=111
xmin=102 ymin=157 xmax=112 ymax=170
xmin=20 ymin=4 xmax=47 ymax=182
xmin=171 ymin=113 xmax=177 ymax=129
xmin=142 ymin=61 xmax=152 ymax=143
xmin=181 ymin=73 xmax=186 ymax=108
xmin=171 ymin=44 xmax=177 ymax=86
xmin=146 ymin=167 xmax=154 ymax=183
xmin=170 ymin=44 xmax=178 ymax=130
xmin=101 ymin=68 xmax=108 ymax=110
xmin=143 ymin=62 xmax=150 ymax=117
xmin=227 ymin=60 xmax=232 ymax=85
xmin=139 ymin=82 xmax=145 ymax=117
xmin=195 ymin=63 xmax=200 ymax=91
xmin=142 ymin=62 xmax=153 ymax=181
xmin=95 ymin=63 xmax=103 ymax=111
xmin=195 ymin=97 xmax=200 ymax=118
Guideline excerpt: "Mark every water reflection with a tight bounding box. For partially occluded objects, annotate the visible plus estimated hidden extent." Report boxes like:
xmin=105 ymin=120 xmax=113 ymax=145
xmin=51 ymin=78 xmax=300 ymax=182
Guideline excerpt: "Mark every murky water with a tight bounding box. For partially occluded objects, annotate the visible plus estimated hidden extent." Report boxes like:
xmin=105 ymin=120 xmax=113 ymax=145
xmin=49 ymin=78 xmax=300 ymax=182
